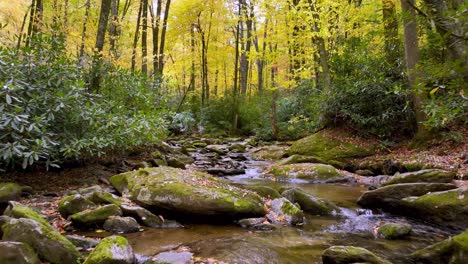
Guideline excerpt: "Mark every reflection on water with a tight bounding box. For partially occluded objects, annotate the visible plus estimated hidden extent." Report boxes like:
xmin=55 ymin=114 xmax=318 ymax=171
xmin=124 ymin=160 xmax=451 ymax=263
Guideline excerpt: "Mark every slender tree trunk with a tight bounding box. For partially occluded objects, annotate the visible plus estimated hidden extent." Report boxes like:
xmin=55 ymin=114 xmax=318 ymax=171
xmin=141 ymin=0 xmax=148 ymax=75
xmin=382 ymin=0 xmax=400 ymax=68
xmin=131 ymin=0 xmax=143 ymax=71
xmin=79 ymin=0 xmax=92 ymax=63
xmin=400 ymin=0 xmax=428 ymax=139
xmin=152 ymin=0 xmax=162 ymax=76
xmin=232 ymin=1 xmax=242 ymax=132
xmin=158 ymin=0 xmax=171 ymax=75
xmin=109 ymin=0 xmax=120 ymax=58
xmin=190 ymin=24 xmax=196 ymax=91
xmin=89 ymin=0 xmax=112 ymax=92
xmin=17 ymin=5 xmax=31 ymax=50
xmin=239 ymin=0 xmax=252 ymax=95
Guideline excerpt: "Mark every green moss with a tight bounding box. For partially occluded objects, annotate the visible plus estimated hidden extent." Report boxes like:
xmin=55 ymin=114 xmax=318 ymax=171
xmin=268 ymin=163 xmax=343 ymax=181
xmin=4 ymin=202 xmax=50 ymax=227
xmin=411 ymin=188 xmax=467 ymax=207
xmin=0 ymin=183 xmax=22 ymax=203
xmin=83 ymin=235 xmax=133 ymax=264
xmin=58 ymin=194 xmax=96 ymax=218
xmin=281 ymin=199 xmax=301 ymax=215
xmin=453 ymin=231 xmax=468 ymax=251
xmin=251 ymin=146 xmax=286 ymax=161
xmin=91 ymin=192 xmax=122 ymax=206
xmin=377 ymin=223 xmax=412 ymax=240
xmin=70 ymin=204 xmax=122 ymax=226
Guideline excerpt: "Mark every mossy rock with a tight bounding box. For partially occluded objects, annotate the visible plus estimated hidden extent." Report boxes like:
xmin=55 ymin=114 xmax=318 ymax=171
xmin=238 ymin=217 xmax=276 ymax=231
xmin=234 ymin=185 xmax=282 ymax=199
xmin=281 ymin=188 xmax=340 ymax=216
xmin=267 ymin=163 xmax=346 ymax=183
xmin=90 ymin=192 xmax=122 ymax=206
xmin=166 ymin=154 xmax=195 ymax=169
xmin=377 ymin=223 xmax=412 ymax=240
xmin=120 ymin=204 xmax=164 ymax=227
xmin=383 ymin=169 xmax=456 ymax=186
xmin=3 ymin=201 xmax=50 ymax=227
xmin=251 ymin=146 xmax=287 ymax=161
xmin=276 ymin=155 xmax=327 ymax=166
xmin=228 ymin=143 xmax=246 ymax=152
xmin=0 ymin=183 xmax=23 ymax=204
xmin=287 ymin=132 xmax=373 ymax=165
xmin=0 ymin=241 xmax=41 ymax=264
xmin=411 ymin=230 xmax=468 ymax=264
xmin=110 ymin=167 xmax=265 ymax=221
xmin=266 ymin=197 xmax=304 ymax=226
xmin=193 ymin=142 xmax=208 ymax=148
xmin=322 ymin=246 xmax=391 ymax=264
xmin=58 ymin=194 xmax=97 ymax=218
xmin=1 ymin=218 xmax=80 ymax=264
xmin=83 ymin=235 xmax=134 ymax=264
xmin=402 ymin=187 xmax=468 ymax=230
xmin=65 ymin=235 xmax=99 ymax=251
xmin=357 ymin=183 xmax=457 ymax=211
xmin=70 ymin=204 xmax=122 ymax=227
xmin=151 ymin=150 xmax=168 ymax=166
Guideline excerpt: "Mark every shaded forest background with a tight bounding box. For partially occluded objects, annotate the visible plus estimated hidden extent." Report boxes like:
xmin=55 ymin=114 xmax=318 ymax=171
xmin=0 ymin=0 xmax=466 ymax=170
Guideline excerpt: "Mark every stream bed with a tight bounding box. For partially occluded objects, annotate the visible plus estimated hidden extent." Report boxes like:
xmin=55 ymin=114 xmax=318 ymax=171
xmin=124 ymin=156 xmax=452 ymax=264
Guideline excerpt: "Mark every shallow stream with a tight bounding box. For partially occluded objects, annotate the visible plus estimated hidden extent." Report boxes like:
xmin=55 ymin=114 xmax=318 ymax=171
xmin=125 ymin=157 xmax=452 ymax=263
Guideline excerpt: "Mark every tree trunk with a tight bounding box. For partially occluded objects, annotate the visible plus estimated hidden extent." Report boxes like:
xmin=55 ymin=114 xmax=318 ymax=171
xmin=239 ymin=0 xmax=253 ymax=95
xmin=190 ymin=24 xmax=196 ymax=91
xmin=141 ymin=0 xmax=148 ymax=75
xmin=89 ymin=0 xmax=112 ymax=92
xmin=152 ymin=0 xmax=162 ymax=76
xmin=131 ymin=0 xmax=143 ymax=71
xmin=400 ymin=0 xmax=428 ymax=139
xmin=382 ymin=0 xmax=400 ymax=68
xmin=79 ymin=0 xmax=92 ymax=63
xmin=158 ymin=0 xmax=171 ymax=75
xmin=109 ymin=0 xmax=120 ymax=58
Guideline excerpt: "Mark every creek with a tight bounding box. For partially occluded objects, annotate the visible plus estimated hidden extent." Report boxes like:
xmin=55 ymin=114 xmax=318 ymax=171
xmin=123 ymin=144 xmax=452 ymax=264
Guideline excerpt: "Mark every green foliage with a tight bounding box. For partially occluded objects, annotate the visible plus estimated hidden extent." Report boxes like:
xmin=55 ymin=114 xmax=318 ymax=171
xmin=0 ymin=35 xmax=168 ymax=170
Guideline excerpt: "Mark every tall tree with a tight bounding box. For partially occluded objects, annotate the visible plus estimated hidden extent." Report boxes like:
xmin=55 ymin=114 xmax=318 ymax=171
xmin=131 ymin=0 xmax=143 ymax=71
xmin=158 ymin=0 xmax=172 ymax=75
xmin=239 ymin=0 xmax=253 ymax=95
xmin=382 ymin=0 xmax=400 ymax=69
xmin=141 ymin=0 xmax=149 ymax=75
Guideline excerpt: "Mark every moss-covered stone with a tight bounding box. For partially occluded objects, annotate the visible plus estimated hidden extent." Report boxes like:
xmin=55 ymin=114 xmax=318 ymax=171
xmin=91 ymin=192 xmax=122 ymax=206
xmin=411 ymin=230 xmax=468 ymax=264
xmin=83 ymin=235 xmax=134 ymax=264
xmin=1 ymin=218 xmax=80 ymax=264
xmin=3 ymin=201 xmax=50 ymax=227
xmin=266 ymin=197 xmax=304 ymax=226
xmin=383 ymin=169 xmax=456 ymax=186
xmin=120 ymin=204 xmax=164 ymax=227
xmin=281 ymin=188 xmax=340 ymax=216
xmin=377 ymin=223 xmax=412 ymax=240
xmin=110 ymin=167 xmax=265 ymax=221
xmin=151 ymin=150 xmax=168 ymax=166
xmin=287 ymin=132 xmax=373 ymax=165
xmin=322 ymin=246 xmax=391 ymax=264
xmin=0 ymin=241 xmax=41 ymax=264
xmin=235 ymin=185 xmax=282 ymax=199
xmin=402 ymin=187 xmax=468 ymax=230
xmin=267 ymin=163 xmax=346 ymax=183
xmin=65 ymin=235 xmax=99 ymax=251
xmin=357 ymin=183 xmax=457 ymax=210
xmin=166 ymin=154 xmax=195 ymax=169
xmin=0 ymin=183 xmax=23 ymax=204
xmin=70 ymin=204 xmax=122 ymax=227
xmin=276 ymin=155 xmax=327 ymax=166
xmin=58 ymin=194 xmax=97 ymax=218
xmin=251 ymin=146 xmax=287 ymax=161
xmin=228 ymin=143 xmax=246 ymax=152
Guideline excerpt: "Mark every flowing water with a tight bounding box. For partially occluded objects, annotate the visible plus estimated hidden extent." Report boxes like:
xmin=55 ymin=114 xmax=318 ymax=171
xmin=125 ymin=150 xmax=452 ymax=263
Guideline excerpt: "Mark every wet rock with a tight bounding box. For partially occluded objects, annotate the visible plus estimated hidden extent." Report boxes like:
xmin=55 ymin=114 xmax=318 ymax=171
xmin=151 ymin=251 xmax=193 ymax=264
xmin=150 ymin=150 xmax=168 ymax=167
xmin=287 ymin=132 xmax=373 ymax=167
xmin=355 ymin=169 xmax=374 ymax=176
xmin=267 ymin=163 xmax=347 ymax=183
xmin=227 ymin=153 xmax=248 ymax=161
xmin=402 ymin=187 xmax=468 ymax=230
xmin=91 ymin=192 xmax=122 ymax=206
xmin=266 ymin=198 xmax=304 ymax=226
xmin=377 ymin=223 xmax=412 ymax=240
xmin=251 ymin=146 xmax=287 ymax=161
xmin=120 ymin=204 xmax=163 ymax=227
xmin=236 ymin=185 xmax=282 ymax=199
xmin=3 ymin=201 xmax=50 ymax=227
xmin=411 ymin=230 xmax=468 ymax=264
xmin=205 ymin=168 xmax=245 ymax=176
xmin=383 ymin=169 xmax=456 ymax=186
xmin=1 ymin=218 xmax=80 ymax=264
xmin=357 ymin=183 xmax=457 ymax=210
xmin=110 ymin=167 xmax=265 ymax=221
xmin=58 ymin=194 xmax=97 ymax=218
xmin=70 ymin=204 xmax=122 ymax=227
xmin=166 ymin=154 xmax=195 ymax=169
xmin=281 ymin=188 xmax=340 ymax=216
xmin=0 ymin=241 xmax=40 ymax=264
xmin=229 ymin=143 xmax=246 ymax=152
xmin=357 ymin=175 xmax=391 ymax=189
xmin=0 ymin=183 xmax=23 ymax=206
xmin=103 ymin=216 xmax=140 ymax=233
xmin=192 ymin=141 xmax=208 ymax=148
xmin=83 ymin=235 xmax=135 ymax=264
xmin=65 ymin=235 xmax=99 ymax=251
xmin=276 ymin=154 xmax=326 ymax=166
xmin=322 ymin=246 xmax=391 ymax=264
xmin=238 ymin=217 xmax=276 ymax=231
xmin=70 ymin=185 xmax=104 ymax=197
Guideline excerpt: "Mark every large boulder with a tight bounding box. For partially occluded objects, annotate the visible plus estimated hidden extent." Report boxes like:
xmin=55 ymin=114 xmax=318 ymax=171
xmin=3 ymin=201 xmax=50 ymax=227
xmin=235 ymin=185 xmax=282 ymax=199
xmin=0 ymin=241 xmax=41 ymax=264
xmin=251 ymin=146 xmax=287 ymax=161
xmin=402 ymin=187 xmax=468 ymax=230
xmin=266 ymin=198 xmax=304 ymax=226
xmin=383 ymin=169 xmax=456 ymax=186
xmin=83 ymin=235 xmax=135 ymax=264
xmin=58 ymin=194 xmax=97 ymax=218
xmin=276 ymin=155 xmax=326 ymax=166
xmin=110 ymin=167 xmax=265 ymax=221
xmin=287 ymin=132 xmax=373 ymax=166
xmin=357 ymin=183 xmax=457 ymax=210
xmin=281 ymin=188 xmax=340 ymax=216
xmin=166 ymin=154 xmax=195 ymax=169
xmin=377 ymin=222 xmax=412 ymax=240
xmin=411 ymin=230 xmax=468 ymax=264
xmin=1 ymin=218 xmax=80 ymax=264
xmin=70 ymin=204 xmax=122 ymax=227
xmin=120 ymin=204 xmax=182 ymax=228
xmin=322 ymin=246 xmax=391 ymax=264
xmin=103 ymin=216 xmax=140 ymax=234
xmin=267 ymin=163 xmax=348 ymax=183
